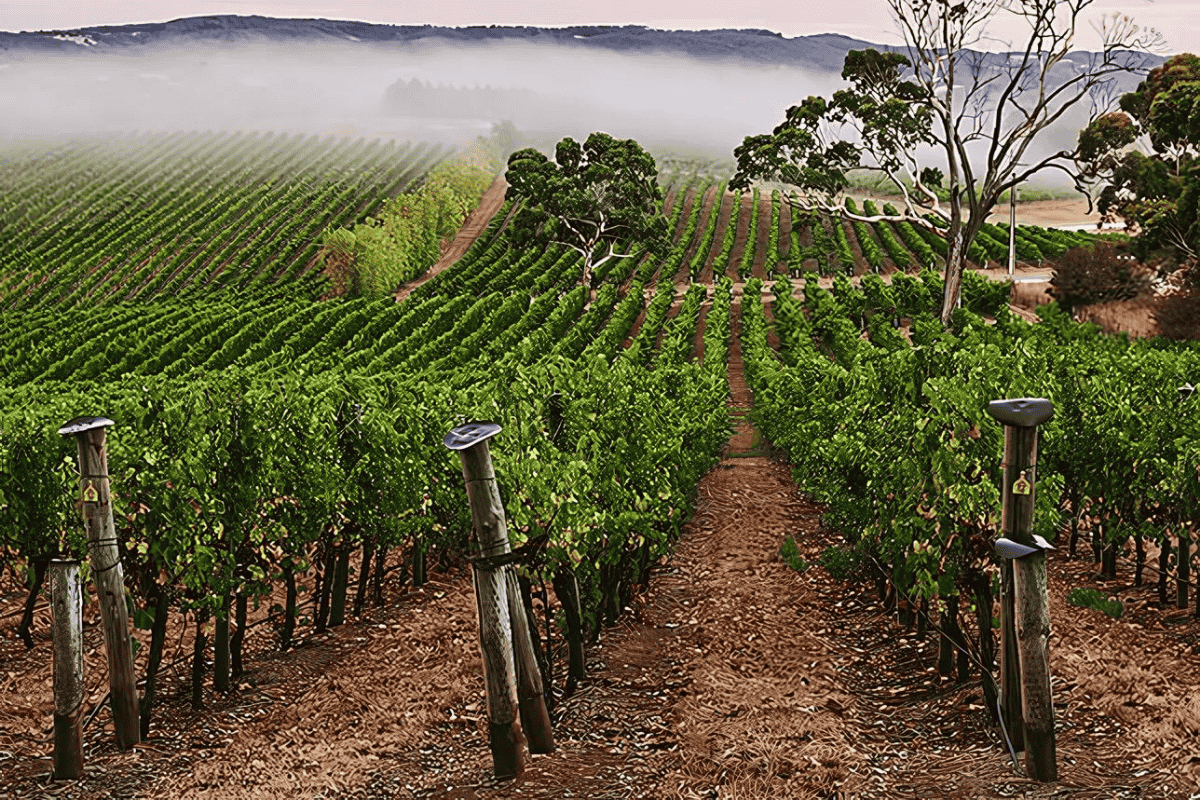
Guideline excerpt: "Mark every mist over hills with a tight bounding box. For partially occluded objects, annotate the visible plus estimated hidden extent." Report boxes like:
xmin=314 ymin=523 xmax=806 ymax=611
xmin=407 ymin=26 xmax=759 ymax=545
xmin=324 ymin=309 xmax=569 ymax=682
xmin=0 ymin=16 xmax=877 ymax=72
xmin=0 ymin=15 xmax=1164 ymax=163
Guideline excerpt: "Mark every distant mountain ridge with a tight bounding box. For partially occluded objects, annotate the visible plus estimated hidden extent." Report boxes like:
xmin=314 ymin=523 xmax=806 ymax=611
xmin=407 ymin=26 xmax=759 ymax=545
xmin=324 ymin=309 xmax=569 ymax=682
xmin=0 ymin=14 xmax=1163 ymax=152
xmin=0 ymin=15 xmax=923 ymax=72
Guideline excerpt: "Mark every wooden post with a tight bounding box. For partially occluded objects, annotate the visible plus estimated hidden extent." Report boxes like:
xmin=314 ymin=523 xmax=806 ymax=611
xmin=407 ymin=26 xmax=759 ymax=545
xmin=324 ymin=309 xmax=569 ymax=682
xmin=1013 ymin=544 xmax=1056 ymax=781
xmin=213 ymin=593 xmax=231 ymax=693
xmin=446 ymin=423 xmax=521 ymax=778
xmin=446 ymin=423 xmax=556 ymax=771
xmin=59 ymin=417 xmax=140 ymax=751
xmin=1007 ymin=176 xmax=1017 ymax=277
xmin=987 ymin=399 xmax=1056 ymax=783
xmin=998 ymin=426 xmax=1028 ymax=752
xmin=49 ymin=559 xmax=84 ymax=780
xmin=504 ymin=570 xmax=555 ymax=754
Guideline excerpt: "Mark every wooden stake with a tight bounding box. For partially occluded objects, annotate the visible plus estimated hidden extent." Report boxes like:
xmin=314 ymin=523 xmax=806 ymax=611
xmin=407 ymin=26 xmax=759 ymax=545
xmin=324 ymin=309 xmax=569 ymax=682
xmin=455 ymin=433 xmax=525 ymax=779
xmin=1013 ymin=549 xmax=1056 ymax=781
xmin=214 ymin=593 xmax=230 ymax=693
xmin=61 ymin=420 xmax=140 ymax=751
xmin=505 ymin=570 xmax=555 ymax=754
xmin=990 ymin=400 xmax=1056 ymax=782
xmin=49 ymin=559 xmax=84 ymax=780
xmin=997 ymin=425 xmax=1029 ymax=752
xmin=998 ymin=559 xmax=1023 ymax=751
xmin=449 ymin=423 xmax=556 ymax=774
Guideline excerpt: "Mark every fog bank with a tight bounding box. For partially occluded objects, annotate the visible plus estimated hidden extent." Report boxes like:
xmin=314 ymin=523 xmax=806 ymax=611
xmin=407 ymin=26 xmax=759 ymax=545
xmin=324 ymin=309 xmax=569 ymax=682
xmin=0 ymin=39 xmax=846 ymax=159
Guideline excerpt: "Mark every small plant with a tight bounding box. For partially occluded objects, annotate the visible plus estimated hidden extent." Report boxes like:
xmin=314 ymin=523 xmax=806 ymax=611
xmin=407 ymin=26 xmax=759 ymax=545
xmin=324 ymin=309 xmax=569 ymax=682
xmin=819 ymin=544 xmax=864 ymax=581
xmin=1067 ymin=586 xmax=1123 ymax=619
xmin=1049 ymin=243 xmax=1149 ymax=314
xmin=779 ymin=536 xmax=809 ymax=573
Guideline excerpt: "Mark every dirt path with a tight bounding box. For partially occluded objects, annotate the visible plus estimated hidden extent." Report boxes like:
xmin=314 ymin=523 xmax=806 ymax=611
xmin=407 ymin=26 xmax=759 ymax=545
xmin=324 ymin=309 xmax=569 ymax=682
xmin=395 ymin=178 xmax=509 ymax=303
xmin=751 ymin=192 xmax=774 ymax=280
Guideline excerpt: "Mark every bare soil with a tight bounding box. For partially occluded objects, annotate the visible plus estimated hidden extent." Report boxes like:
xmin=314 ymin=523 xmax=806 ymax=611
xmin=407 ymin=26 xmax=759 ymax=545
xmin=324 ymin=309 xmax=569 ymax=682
xmin=751 ymin=194 xmax=773 ymax=281
xmin=726 ymin=191 xmax=755 ymax=281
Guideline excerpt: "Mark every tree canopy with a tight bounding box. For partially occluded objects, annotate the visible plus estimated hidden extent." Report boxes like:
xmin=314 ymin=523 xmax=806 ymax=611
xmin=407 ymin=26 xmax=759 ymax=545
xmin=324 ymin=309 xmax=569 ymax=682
xmin=732 ymin=0 xmax=1163 ymax=324
xmin=1076 ymin=53 xmax=1200 ymax=268
xmin=504 ymin=132 xmax=669 ymax=288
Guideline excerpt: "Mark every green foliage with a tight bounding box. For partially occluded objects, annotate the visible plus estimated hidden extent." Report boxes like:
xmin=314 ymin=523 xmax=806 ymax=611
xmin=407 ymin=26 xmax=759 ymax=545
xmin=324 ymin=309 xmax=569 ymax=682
xmin=960 ymin=270 xmax=1012 ymax=317
xmin=891 ymin=218 xmax=938 ymax=270
xmin=1077 ymin=53 xmax=1200 ymax=266
xmin=320 ymin=144 xmax=496 ymax=297
xmin=688 ymin=183 xmax=727 ymax=279
xmin=741 ymin=260 xmax=1200 ymax=658
xmin=819 ymin=545 xmax=865 ymax=581
xmin=504 ymin=132 xmax=669 ymax=286
xmin=830 ymin=217 xmax=856 ymax=274
xmin=1067 ymin=587 xmax=1124 ymax=619
xmin=768 ymin=190 xmax=785 ymax=271
xmin=779 ymin=536 xmax=809 ymax=572
xmin=738 ymin=188 xmax=761 ymax=278
xmin=845 ymin=197 xmax=885 ymax=271
xmin=803 ymin=211 xmax=839 ymax=275
xmin=0 ymin=132 xmax=449 ymax=310
xmin=862 ymin=198 xmax=913 ymax=269
xmin=0 ymin=234 xmax=734 ymax=663
xmin=732 ymin=49 xmax=932 ymax=203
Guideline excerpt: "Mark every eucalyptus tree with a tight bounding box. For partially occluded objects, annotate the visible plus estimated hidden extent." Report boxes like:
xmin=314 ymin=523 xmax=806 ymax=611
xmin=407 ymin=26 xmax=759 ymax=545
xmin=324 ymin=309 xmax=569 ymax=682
xmin=733 ymin=0 xmax=1163 ymax=324
xmin=1076 ymin=53 xmax=1200 ymax=267
xmin=504 ymin=132 xmax=670 ymax=289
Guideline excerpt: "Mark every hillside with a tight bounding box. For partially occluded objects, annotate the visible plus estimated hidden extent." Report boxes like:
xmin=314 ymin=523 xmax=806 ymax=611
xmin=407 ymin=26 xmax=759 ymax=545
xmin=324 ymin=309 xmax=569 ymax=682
xmin=0 ymin=15 xmax=1161 ymax=78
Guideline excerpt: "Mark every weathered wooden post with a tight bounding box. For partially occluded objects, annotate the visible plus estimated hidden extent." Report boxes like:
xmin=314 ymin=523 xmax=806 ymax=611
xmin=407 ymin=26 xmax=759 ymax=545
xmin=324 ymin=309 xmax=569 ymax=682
xmin=986 ymin=398 xmax=1056 ymax=782
xmin=49 ymin=558 xmax=84 ymax=779
xmin=444 ymin=421 xmax=554 ymax=778
xmin=1178 ymin=384 xmax=1195 ymax=611
xmin=58 ymin=417 xmax=140 ymax=751
xmin=1007 ymin=176 xmax=1017 ymax=278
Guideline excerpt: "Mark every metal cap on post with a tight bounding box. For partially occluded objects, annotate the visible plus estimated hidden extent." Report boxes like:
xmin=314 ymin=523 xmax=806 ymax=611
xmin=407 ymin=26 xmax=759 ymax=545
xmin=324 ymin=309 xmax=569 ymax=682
xmin=995 ymin=535 xmax=1056 ymax=560
xmin=443 ymin=420 xmax=502 ymax=451
xmin=57 ymin=416 xmax=116 ymax=436
xmin=985 ymin=398 xmax=1054 ymax=428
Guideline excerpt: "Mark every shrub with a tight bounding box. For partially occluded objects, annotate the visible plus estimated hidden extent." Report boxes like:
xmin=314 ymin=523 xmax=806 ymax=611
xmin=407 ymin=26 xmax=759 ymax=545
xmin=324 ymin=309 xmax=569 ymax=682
xmin=1049 ymin=243 xmax=1150 ymax=314
xmin=1154 ymin=290 xmax=1200 ymax=340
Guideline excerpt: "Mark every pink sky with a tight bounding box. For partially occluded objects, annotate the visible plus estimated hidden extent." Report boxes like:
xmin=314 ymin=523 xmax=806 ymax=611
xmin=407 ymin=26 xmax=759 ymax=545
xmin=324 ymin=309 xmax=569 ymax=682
xmin=0 ymin=0 xmax=1192 ymax=54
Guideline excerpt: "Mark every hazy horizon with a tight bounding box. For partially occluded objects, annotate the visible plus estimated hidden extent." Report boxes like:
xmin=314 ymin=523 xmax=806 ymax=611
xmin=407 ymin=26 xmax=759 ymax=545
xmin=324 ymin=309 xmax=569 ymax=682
xmin=0 ymin=0 xmax=1190 ymax=54
xmin=0 ymin=37 xmax=848 ymax=164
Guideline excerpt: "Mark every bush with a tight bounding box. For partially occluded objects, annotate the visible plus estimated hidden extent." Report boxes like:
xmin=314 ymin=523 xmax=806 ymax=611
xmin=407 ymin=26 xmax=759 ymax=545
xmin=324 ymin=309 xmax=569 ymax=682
xmin=1154 ymin=290 xmax=1200 ymax=340
xmin=1049 ymin=243 xmax=1150 ymax=314
xmin=319 ymin=146 xmax=495 ymax=297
